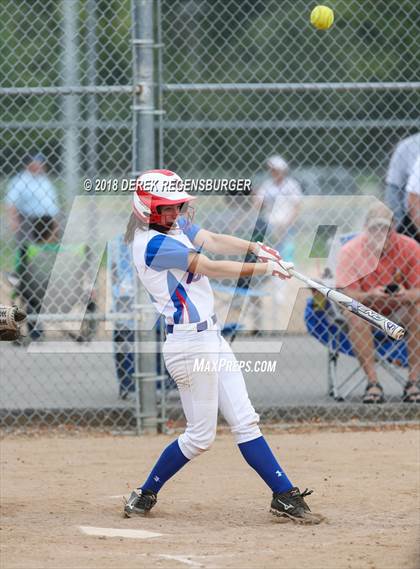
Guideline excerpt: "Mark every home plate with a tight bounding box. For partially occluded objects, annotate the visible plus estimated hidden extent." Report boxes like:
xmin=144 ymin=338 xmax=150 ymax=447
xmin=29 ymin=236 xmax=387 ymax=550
xmin=79 ymin=526 xmax=162 ymax=539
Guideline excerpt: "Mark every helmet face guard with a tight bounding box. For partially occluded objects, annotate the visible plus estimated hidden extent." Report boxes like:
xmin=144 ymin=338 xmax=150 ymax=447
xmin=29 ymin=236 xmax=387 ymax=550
xmin=154 ymin=202 xmax=195 ymax=229
xmin=132 ymin=169 xmax=196 ymax=229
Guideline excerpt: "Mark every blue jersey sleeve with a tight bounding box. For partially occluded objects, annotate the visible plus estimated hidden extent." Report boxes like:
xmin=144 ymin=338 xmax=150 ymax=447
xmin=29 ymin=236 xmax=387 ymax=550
xmin=145 ymin=234 xmax=193 ymax=272
xmin=178 ymin=217 xmax=201 ymax=243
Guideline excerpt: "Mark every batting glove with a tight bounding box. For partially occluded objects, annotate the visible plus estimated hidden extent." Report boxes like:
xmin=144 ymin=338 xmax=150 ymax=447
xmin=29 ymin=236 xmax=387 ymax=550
xmin=255 ymin=242 xmax=294 ymax=279
xmin=255 ymin=241 xmax=281 ymax=263
xmin=263 ymin=259 xmax=294 ymax=279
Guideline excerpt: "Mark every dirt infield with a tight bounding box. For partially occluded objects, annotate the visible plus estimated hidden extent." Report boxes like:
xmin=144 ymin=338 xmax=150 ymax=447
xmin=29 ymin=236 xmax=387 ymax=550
xmin=1 ymin=426 xmax=419 ymax=569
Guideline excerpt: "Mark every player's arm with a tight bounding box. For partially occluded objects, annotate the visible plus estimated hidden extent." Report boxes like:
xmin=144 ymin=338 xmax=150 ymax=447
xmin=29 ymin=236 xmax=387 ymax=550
xmin=406 ymin=156 xmax=420 ymax=232
xmin=6 ymin=205 xmax=20 ymax=233
xmin=385 ymin=141 xmax=407 ymax=224
xmin=144 ymin=233 xmax=292 ymax=279
xmin=335 ymin=245 xmax=370 ymax=302
xmin=193 ymin=229 xmax=284 ymax=269
xmin=408 ymin=192 xmax=420 ymax=233
xmin=193 ymin=228 xmax=259 ymax=256
xmin=336 ymin=247 xmax=394 ymax=305
xmin=187 ymin=251 xmax=292 ymax=280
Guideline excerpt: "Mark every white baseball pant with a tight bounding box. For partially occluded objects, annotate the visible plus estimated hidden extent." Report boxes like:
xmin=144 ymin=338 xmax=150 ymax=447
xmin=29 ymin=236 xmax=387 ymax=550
xmin=162 ymin=320 xmax=261 ymax=460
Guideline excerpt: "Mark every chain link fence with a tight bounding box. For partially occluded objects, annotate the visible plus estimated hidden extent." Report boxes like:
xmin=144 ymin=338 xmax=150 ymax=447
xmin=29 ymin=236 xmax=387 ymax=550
xmin=1 ymin=0 xmax=419 ymax=432
xmin=0 ymin=0 xmax=135 ymax=432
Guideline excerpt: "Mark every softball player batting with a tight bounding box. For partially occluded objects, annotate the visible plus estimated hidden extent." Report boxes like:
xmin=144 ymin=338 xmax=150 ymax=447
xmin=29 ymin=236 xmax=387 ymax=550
xmin=123 ymin=169 xmax=323 ymax=524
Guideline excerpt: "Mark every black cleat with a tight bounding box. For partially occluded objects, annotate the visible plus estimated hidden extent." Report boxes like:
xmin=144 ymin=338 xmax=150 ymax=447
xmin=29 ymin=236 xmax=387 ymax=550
xmin=123 ymin=489 xmax=157 ymax=517
xmin=270 ymin=487 xmax=324 ymax=525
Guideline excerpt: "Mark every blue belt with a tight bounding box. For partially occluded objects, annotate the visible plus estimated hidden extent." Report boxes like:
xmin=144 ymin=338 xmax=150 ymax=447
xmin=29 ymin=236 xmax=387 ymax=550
xmin=166 ymin=314 xmax=217 ymax=334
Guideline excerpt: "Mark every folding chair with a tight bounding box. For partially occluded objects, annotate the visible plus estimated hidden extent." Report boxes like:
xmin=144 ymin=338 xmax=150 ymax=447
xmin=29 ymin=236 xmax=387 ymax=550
xmin=304 ymin=232 xmax=407 ymax=401
xmin=304 ymin=296 xmax=407 ymax=400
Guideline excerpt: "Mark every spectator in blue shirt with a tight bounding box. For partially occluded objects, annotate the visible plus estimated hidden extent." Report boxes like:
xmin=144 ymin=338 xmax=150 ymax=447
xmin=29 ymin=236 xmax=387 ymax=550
xmin=107 ymin=234 xmax=137 ymax=399
xmin=5 ymin=153 xmax=60 ymax=274
xmin=107 ymin=234 xmax=170 ymax=400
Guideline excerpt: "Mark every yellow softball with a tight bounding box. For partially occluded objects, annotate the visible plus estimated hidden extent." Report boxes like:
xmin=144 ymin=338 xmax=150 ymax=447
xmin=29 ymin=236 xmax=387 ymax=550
xmin=310 ymin=5 xmax=334 ymax=30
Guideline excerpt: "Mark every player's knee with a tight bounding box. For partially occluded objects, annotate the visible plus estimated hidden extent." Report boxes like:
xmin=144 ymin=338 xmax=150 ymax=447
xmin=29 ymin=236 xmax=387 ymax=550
xmin=195 ymin=440 xmax=215 ymax=454
xmin=179 ymin=428 xmax=216 ymax=458
xmin=193 ymin=429 xmax=216 ymax=453
xmin=230 ymin=415 xmax=261 ymax=444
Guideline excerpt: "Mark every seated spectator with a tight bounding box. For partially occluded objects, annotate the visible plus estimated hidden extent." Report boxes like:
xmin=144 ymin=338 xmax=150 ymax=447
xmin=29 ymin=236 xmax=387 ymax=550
xmin=336 ymin=203 xmax=420 ymax=403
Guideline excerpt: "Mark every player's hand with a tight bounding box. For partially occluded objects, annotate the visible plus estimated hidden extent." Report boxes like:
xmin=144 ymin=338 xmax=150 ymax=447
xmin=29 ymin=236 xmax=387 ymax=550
xmin=263 ymin=259 xmax=294 ymax=280
xmin=392 ymin=289 xmax=418 ymax=305
xmin=366 ymin=286 xmax=389 ymax=300
xmin=255 ymin=241 xmax=281 ymax=263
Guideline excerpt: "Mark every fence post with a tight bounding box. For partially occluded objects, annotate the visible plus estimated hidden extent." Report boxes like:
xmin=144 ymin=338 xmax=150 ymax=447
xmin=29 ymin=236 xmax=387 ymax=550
xmin=132 ymin=0 xmax=158 ymax=433
xmin=62 ymin=0 xmax=80 ymax=209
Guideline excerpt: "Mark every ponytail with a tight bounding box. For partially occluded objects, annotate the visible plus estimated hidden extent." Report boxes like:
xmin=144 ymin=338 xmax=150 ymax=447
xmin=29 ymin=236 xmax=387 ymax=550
xmin=124 ymin=213 xmax=146 ymax=243
xmin=124 ymin=212 xmax=170 ymax=243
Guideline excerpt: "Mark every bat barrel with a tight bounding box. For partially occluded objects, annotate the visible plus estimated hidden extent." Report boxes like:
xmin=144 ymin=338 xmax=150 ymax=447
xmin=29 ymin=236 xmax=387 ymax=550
xmin=289 ymin=269 xmax=406 ymax=341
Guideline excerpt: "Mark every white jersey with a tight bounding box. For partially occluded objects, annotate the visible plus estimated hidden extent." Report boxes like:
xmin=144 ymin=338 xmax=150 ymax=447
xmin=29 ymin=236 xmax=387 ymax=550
xmin=256 ymin=176 xmax=302 ymax=227
xmin=386 ymin=133 xmax=420 ymax=189
xmin=406 ymin=154 xmax=420 ymax=196
xmin=132 ymin=217 xmax=214 ymax=325
xmin=385 ymin=132 xmax=420 ymax=224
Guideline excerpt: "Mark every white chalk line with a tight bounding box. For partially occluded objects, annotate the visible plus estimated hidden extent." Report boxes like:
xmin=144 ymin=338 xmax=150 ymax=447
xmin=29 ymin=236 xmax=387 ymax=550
xmin=153 ymin=553 xmax=236 ymax=569
xmin=157 ymin=555 xmax=204 ymax=568
xmin=79 ymin=525 xmax=162 ymax=539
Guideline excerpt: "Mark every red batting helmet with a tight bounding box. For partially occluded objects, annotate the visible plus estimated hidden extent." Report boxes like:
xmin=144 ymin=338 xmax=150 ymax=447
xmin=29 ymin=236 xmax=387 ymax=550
xmin=132 ymin=169 xmax=196 ymax=227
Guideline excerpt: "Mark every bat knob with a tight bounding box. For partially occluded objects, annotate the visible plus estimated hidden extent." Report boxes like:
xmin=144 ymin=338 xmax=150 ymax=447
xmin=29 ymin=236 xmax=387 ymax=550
xmin=388 ymin=324 xmax=405 ymax=341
